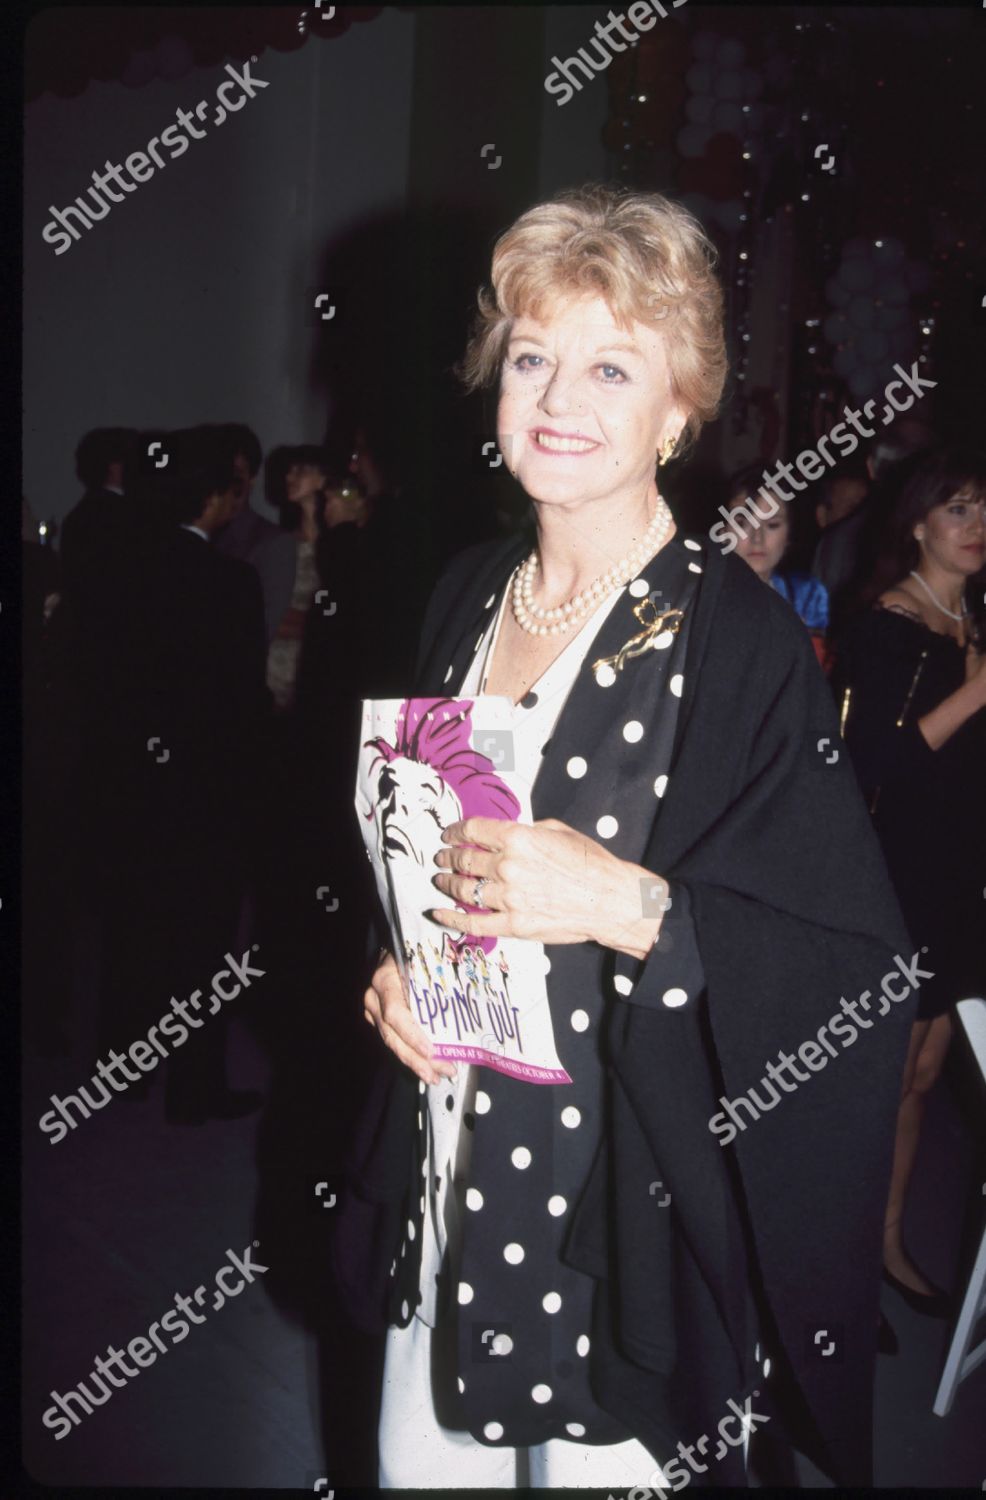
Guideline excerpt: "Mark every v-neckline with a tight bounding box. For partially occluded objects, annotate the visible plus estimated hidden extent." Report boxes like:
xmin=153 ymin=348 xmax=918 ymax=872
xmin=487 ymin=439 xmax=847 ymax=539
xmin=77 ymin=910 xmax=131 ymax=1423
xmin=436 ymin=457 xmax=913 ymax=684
xmin=478 ymin=566 xmax=628 ymax=707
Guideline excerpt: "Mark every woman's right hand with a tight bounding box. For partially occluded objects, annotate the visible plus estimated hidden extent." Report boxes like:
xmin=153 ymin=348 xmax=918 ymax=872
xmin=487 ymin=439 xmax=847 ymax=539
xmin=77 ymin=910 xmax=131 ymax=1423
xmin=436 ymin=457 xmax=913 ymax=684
xmin=363 ymin=950 xmax=457 ymax=1086
xmin=964 ymin=639 xmax=986 ymax=703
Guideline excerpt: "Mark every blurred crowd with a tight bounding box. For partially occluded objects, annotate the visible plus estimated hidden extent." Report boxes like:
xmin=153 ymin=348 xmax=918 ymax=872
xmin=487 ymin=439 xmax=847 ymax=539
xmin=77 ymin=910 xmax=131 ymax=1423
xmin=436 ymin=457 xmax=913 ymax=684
xmin=23 ymin=417 xmax=985 ymax=1332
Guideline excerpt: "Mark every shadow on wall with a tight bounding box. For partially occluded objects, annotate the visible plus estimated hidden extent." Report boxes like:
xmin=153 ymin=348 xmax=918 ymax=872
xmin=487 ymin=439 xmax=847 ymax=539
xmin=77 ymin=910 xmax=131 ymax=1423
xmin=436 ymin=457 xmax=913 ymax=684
xmin=310 ymin=201 xmax=524 ymax=565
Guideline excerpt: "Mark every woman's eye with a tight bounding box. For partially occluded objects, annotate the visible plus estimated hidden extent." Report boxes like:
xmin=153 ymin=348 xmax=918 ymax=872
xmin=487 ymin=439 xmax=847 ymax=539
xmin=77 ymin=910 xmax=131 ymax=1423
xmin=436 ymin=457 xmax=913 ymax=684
xmin=512 ymin=353 xmax=544 ymax=371
xmin=597 ymin=364 xmax=627 ymax=383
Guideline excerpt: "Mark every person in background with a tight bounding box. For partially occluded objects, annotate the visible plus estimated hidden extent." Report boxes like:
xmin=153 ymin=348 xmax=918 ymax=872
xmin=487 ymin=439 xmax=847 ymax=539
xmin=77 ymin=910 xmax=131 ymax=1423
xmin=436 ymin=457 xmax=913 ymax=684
xmin=97 ymin=425 xmax=269 ymax=1125
xmin=836 ymin=444 xmax=986 ymax=1329
xmin=266 ymin=445 xmax=345 ymax=713
xmin=212 ymin=422 xmax=297 ymax=646
xmin=724 ymin=465 xmax=830 ymax=669
xmin=58 ymin=427 xmax=139 ymax=600
xmin=811 ymin=453 xmax=871 ymax=603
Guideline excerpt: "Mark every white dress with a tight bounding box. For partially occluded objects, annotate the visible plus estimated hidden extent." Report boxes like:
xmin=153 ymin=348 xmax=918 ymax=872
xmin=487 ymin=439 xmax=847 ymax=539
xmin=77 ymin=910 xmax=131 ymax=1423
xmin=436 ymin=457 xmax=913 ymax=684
xmin=377 ymin=572 xmax=668 ymax=1488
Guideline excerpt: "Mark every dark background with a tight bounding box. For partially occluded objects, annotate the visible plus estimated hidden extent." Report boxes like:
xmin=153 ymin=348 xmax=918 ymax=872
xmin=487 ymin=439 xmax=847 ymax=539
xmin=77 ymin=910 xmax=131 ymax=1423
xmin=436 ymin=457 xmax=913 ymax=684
xmin=19 ymin=2 xmax=986 ymax=1491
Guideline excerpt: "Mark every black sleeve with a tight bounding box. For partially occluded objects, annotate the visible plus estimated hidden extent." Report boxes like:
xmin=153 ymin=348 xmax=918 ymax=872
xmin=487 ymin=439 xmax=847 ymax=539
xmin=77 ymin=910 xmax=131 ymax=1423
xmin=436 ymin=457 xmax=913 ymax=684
xmin=839 ymin=609 xmax=938 ymax=800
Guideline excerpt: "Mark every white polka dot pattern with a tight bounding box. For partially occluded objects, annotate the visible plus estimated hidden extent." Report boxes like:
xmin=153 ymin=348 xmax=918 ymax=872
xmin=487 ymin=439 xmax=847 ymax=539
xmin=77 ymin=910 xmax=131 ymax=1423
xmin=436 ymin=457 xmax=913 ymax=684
xmin=510 ymin=1147 xmax=532 ymax=1170
xmin=596 ymin=814 xmax=618 ymax=838
xmin=663 ymin=987 xmax=688 ymax=1008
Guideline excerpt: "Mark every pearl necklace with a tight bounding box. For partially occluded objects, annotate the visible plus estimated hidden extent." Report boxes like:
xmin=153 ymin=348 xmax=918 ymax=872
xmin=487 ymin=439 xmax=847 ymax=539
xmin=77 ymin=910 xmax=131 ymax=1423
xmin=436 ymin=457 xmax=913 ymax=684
xmin=511 ymin=500 xmax=674 ymax=637
xmin=908 ymin=570 xmax=967 ymax=623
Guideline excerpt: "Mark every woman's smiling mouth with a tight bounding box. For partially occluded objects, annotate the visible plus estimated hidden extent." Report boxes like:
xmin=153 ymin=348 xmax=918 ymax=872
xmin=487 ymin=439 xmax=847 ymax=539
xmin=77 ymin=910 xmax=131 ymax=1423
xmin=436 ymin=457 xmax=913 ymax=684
xmin=529 ymin=427 xmax=601 ymax=455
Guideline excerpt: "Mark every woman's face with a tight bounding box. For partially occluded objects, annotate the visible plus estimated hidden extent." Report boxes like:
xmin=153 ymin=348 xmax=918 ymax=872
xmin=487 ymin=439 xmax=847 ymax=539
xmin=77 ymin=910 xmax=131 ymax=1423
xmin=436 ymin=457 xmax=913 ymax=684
xmin=915 ymin=486 xmax=986 ymax=576
xmin=727 ymin=495 xmax=790 ymax=581
xmin=496 ymin=291 xmax=685 ymax=511
xmin=376 ymin=758 xmax=463 ymax=923
xmin=285 ymin=462 xmax=326 ymax=504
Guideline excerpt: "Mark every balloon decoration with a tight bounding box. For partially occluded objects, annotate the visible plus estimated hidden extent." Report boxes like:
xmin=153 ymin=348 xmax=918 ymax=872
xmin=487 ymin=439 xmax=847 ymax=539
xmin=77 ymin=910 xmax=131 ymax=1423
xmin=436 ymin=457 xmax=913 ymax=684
xmin=26 ymin=7 xmax=402 ymax=102
xmin=822 ymin=238 xmax=930 ymax=398
xmin=601 ymin=7 xmax=983 ymax=458
xmin=675 ymin=30 xmax=763 ymax=235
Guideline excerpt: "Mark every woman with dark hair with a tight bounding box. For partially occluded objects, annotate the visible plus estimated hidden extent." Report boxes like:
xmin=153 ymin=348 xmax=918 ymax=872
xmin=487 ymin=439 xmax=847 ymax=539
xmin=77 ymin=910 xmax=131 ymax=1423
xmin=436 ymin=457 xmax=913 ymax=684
xmin=267 ymin=446 xmax=361 ymax=710
xmin=836 ymin=444 xmax=986 ymax=1324
xmin=341 ymin=184 xmax=918 ymax=1490
xmin=722 ymin=464 xmax=830 ymax=668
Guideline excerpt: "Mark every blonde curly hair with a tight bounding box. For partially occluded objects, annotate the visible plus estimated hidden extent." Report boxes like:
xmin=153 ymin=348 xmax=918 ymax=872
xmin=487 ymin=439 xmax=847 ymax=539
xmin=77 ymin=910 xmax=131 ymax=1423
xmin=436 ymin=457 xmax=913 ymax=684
xmin=457 ymin=183 xmax=727 ymax=458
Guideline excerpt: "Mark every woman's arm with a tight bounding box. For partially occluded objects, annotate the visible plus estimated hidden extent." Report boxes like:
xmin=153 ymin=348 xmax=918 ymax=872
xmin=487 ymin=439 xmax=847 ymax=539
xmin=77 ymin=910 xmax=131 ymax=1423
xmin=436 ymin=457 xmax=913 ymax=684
xmin=915 ymin=642 xmax=986 ymax=749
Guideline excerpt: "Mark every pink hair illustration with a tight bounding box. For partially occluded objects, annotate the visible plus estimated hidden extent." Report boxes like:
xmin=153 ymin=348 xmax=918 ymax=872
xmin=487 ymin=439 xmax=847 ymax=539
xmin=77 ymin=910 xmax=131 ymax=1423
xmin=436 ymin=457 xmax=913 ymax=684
xmin=363 ymin=698 xmax=520 ymax=954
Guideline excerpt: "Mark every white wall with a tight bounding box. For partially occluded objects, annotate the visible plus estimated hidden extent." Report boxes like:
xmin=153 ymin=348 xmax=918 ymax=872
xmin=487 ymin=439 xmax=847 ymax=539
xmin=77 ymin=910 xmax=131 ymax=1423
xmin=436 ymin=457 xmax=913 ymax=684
xmin=538 ymin=6 xmax=609 ymax=198
xmin=23 ymin=12 xmax=415 ymax=529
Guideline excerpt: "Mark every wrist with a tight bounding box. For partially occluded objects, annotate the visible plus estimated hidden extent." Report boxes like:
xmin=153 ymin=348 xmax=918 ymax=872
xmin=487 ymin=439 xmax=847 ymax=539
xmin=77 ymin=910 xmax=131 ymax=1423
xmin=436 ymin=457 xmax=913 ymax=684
xmin=596 ymin=860 xmax=668 ymax=960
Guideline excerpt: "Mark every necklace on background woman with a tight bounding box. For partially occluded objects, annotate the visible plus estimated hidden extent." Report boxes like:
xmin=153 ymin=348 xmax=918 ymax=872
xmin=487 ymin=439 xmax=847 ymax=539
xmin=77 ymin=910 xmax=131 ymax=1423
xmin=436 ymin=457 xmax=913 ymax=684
xmin=511 ymin=498 xmax=674 ymax=637
xmin=908 ymin=569 xmax=968 ymax=623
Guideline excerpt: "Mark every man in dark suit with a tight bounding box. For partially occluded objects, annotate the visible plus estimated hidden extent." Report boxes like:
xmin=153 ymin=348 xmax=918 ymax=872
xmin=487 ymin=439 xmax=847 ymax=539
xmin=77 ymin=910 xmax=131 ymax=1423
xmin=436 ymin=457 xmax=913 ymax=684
xmin=96 ymin=426 xmax=270 ymax=1123
xmin=59 ymin=428 xmax=139 ymax=600
xmin=211 ymin=422 xmax=297 ymax=646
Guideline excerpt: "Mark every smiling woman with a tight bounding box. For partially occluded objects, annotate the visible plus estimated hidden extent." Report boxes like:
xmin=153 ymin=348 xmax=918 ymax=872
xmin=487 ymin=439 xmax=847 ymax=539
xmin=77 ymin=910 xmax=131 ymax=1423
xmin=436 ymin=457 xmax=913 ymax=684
xmin=342 ymin=184 xmax=917 ymax=1492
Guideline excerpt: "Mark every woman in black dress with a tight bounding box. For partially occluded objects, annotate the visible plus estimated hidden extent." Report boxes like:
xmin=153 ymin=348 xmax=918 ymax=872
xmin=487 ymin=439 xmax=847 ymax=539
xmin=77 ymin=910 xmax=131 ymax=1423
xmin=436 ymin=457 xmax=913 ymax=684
xmin=350 ymin=184 xmax=918 ymax=1489
xmin=837 ymin=445 xmax=986 ymax=1314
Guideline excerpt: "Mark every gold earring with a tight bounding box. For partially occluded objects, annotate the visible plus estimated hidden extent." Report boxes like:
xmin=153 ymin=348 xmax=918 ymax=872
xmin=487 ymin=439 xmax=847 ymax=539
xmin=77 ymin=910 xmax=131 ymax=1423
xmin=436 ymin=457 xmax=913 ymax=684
xmin=658 ymin=435 xmax=678 ymax=465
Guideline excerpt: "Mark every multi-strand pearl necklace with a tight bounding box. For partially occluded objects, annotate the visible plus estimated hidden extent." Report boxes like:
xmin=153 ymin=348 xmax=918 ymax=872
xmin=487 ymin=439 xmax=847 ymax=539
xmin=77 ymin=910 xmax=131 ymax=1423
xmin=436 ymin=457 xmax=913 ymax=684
xmin=510 ymin=499 xmax=674 ymax=636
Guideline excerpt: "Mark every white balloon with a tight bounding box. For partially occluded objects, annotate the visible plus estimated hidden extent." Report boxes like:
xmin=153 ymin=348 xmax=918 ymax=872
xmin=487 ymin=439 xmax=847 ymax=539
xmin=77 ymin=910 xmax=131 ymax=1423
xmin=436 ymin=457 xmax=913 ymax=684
xmin=716 ymin=37 xmax=745 ymax=69
xmin=874 ymin=303 xmax=907 ymax=331
xmin=881 ymin=275 xmax=910 ymax=305
xmin=740 ymin=68 xmax=764 ymax=100
xmin=848 ymin=296 xmax=877 ymax=329
xmin=823 ymin=312 xmax=851 ymax=345
xmin=712 ymin=101 xmax=742 ymax=132
xmin=833 ymin=346 xmax=857 ymax=378
xmin=858 ymin=328 xmax=889 ymax=361
xmin=686 ymin=94 xmax=715 ymax=124
xmin=872 ymin=237 xmax=905 ymax=267
xmin=676 ymin=124 xmax=712 ymax=159
xmin=716 ymin=69 xmax=744 ymax=102
xmin=826 ymin=276 xmax=850 ymax=309
xmin=848 ymin=366 xmax=880 ymax=398
xmin=841 ymin=257 xmax=876 ymax=292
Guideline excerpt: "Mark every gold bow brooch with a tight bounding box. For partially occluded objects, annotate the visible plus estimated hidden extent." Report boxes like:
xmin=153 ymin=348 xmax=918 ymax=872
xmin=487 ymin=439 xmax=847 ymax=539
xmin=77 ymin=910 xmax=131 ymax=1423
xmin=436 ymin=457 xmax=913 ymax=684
xmin=592 ymin=600 xmax=685 ymax=681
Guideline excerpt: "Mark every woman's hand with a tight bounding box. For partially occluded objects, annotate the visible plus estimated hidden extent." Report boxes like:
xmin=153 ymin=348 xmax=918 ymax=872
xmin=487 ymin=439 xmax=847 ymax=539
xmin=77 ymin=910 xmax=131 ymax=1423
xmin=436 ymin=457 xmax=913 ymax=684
xmin=363 ymin=949 xmax=457 ymax=1086
xmin=964 ymin=638 xmax=986 ymax=702
xmin=430 ymin=816 xmax=668 ymax=959
xmin=324 ymin=488 xmax=369 ymax=529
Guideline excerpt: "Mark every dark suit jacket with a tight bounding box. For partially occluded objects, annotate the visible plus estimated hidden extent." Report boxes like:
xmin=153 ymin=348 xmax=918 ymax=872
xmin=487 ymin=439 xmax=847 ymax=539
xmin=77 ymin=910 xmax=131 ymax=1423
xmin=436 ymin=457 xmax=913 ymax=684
xmin=335 ymin=526 xmax=915 ymax=1486
xmin=116 ymin=526 xmax=269 ymax=859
